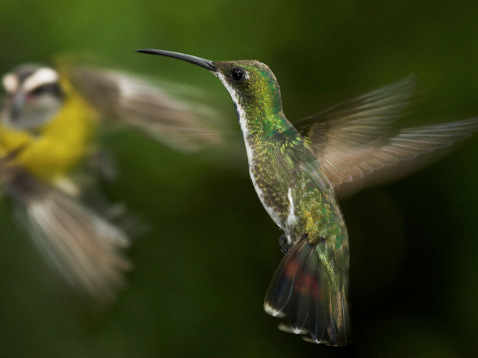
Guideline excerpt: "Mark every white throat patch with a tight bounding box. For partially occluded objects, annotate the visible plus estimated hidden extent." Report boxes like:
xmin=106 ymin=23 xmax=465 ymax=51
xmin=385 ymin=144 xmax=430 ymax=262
xmin=216 ymin=72 xmax=250 ymax=150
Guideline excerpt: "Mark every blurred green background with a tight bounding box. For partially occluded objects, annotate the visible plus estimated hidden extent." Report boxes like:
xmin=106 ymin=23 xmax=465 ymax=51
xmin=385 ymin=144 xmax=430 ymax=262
xmin=0 ymin=0 xmax=477 ymax=357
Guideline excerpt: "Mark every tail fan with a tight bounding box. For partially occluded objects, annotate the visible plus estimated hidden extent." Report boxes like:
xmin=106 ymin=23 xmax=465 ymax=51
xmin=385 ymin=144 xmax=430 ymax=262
xmin=6 ymin=169 xmax=131 ymax=301
xmin=264 ymin=238 xmax=350 ymax=346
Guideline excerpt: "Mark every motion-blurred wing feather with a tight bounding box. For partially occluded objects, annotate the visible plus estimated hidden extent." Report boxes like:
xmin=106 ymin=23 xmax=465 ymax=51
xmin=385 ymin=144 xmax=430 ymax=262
xmin=323 ymin=119 xmax=478 ymax=197
xmin=67 ymin=66 xmax=222 ymax=151
xmin=298 ymin=76 xmax=415 ymax=150
xmin=298 ymin=76 xmax=478 ymax=197
xmin=7 ymin=170 xmax=131 ymax=301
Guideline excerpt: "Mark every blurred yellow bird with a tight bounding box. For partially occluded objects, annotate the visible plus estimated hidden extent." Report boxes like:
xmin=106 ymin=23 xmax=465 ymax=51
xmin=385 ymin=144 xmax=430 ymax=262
xmin=0 ymin=61 xmax=221 ymax=300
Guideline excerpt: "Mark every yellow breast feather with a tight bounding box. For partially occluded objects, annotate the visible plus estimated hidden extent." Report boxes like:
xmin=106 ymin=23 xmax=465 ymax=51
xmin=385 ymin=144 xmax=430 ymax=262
xmin=0 ymin=77 xmax=98 ymax=181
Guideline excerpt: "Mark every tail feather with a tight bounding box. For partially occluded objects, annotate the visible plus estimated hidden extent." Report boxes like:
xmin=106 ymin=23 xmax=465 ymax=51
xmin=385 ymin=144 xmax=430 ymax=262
xmin=7 ymin=169 xmax=131 ymax=301
xmin=264 ymin=237 xmax=350 ymax=346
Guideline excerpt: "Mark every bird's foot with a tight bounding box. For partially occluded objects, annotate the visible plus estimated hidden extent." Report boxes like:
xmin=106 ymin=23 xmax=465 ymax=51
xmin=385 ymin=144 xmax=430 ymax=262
xmin=278 ymin=234 xmax=292 ymax=255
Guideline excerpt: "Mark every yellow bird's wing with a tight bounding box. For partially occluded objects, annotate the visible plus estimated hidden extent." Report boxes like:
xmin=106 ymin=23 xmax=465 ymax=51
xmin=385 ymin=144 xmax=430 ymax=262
xmin=64 ymin=65 xmax=224 ymax=152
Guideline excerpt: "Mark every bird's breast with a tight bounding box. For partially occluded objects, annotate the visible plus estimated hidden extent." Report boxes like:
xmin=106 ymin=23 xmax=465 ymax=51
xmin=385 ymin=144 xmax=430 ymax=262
xmin=244 ymin=139 xmax=290 ymax=230
xmin=0 ymin=93 xmax=97 ymax=182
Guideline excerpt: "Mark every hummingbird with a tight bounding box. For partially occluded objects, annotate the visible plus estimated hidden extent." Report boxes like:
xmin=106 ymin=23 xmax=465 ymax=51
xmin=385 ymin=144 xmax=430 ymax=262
xmin=137 ymin=49 xmax=478 ymax=346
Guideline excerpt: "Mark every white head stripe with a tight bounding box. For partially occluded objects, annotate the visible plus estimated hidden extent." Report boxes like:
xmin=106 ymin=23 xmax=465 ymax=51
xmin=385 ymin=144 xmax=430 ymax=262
xmin=2 ymin=74 xmax=18 ymax=93
xmin=23 ymin=67 xmax=59 ymax=92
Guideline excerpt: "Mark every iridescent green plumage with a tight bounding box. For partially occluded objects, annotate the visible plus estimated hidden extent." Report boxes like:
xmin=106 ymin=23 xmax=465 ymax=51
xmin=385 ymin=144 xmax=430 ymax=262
xmin=212 ymin=60 xmax=351 ymax=344
xmin=138 ymin=49 xmax=478 ymax=347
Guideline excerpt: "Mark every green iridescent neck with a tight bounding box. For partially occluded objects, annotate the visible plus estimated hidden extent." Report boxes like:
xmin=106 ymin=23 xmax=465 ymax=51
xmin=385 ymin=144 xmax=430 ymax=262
xmin=241 ymin=106 xmax=292 ymax=139
xmin=236 ymin=64 xmax=293 ymax=138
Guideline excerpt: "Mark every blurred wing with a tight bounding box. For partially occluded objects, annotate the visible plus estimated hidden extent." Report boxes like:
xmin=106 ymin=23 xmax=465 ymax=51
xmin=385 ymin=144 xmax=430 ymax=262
xmin=320 ymin=119 xmax=478 ymax=197
xmin=298 ymin=76 xmax=478 ymax=197
xmin=67 ymin=66 xmax=222 ymax=151
xmin=7 ymin=169 xmax=131 ymax=301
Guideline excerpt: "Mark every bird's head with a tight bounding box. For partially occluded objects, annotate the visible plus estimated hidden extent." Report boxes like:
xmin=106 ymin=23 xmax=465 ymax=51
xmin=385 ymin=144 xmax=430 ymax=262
xmin=2 ymin=65 xmax=64 ymax=131
xmin=137 ymin=49 xmax=283 ymax=118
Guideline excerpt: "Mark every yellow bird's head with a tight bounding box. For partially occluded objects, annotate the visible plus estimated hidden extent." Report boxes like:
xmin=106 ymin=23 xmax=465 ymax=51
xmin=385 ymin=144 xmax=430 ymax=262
xmin=2 ymin=65 xmax=65 ymax=132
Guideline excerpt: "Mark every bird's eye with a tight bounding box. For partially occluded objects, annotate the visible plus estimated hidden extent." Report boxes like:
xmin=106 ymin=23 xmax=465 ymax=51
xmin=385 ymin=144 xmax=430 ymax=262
xmin=231 ymin=67 xmax=246 ymax=81
xmin=30 ymin=85 xmax=48 ymax=96
xmin=29 ymin=83 xmax=63 ymax=98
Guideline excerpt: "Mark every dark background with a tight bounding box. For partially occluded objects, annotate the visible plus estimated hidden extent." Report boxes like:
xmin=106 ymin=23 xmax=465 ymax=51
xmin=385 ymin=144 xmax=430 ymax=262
xmin=0 ymin=0 xmax=477 ymax=357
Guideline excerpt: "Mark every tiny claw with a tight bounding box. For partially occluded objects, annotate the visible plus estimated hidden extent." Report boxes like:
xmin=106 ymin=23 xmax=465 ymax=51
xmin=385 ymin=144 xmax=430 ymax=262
xmin=278 ymin=234 xmax=291 ymax=255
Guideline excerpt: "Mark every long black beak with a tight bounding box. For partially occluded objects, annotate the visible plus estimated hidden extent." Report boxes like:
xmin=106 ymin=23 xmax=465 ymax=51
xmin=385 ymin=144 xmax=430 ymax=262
xmin=137 ymin=49 xmax=216 ymax=72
